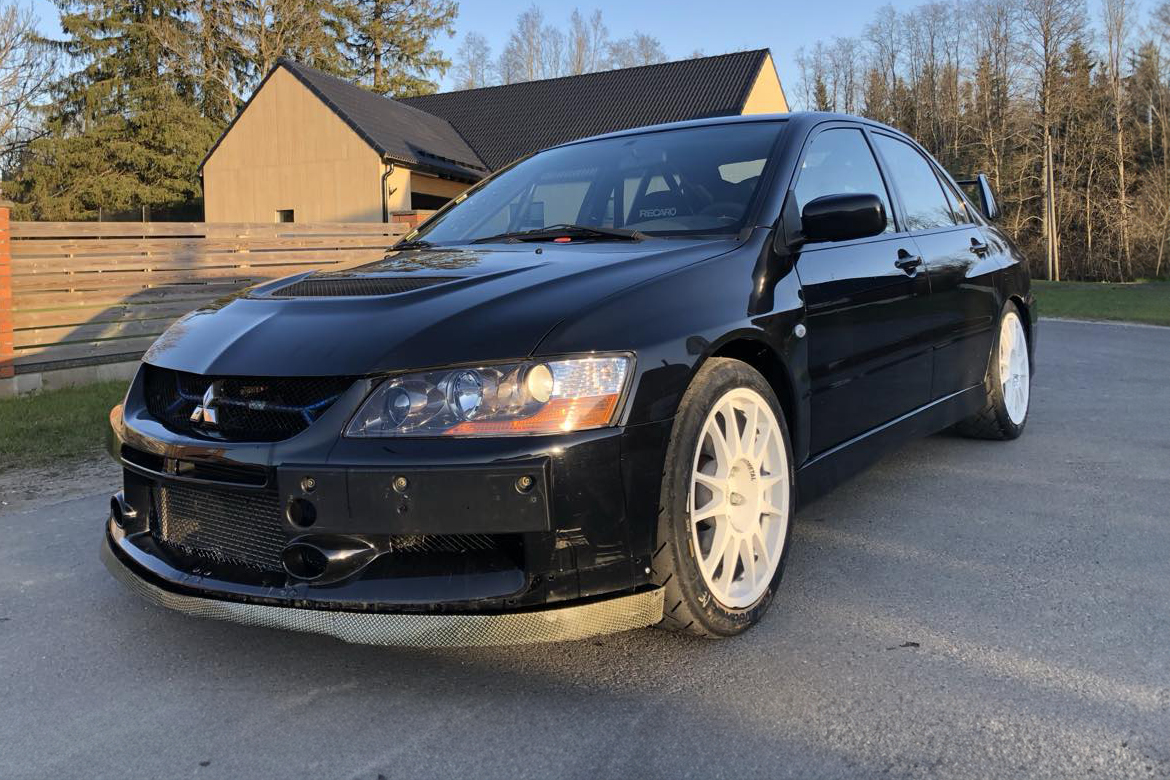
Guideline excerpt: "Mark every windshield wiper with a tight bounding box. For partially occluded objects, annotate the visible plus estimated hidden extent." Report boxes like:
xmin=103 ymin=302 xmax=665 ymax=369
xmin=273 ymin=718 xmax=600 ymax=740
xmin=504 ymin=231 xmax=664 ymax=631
xmin=471 ymin=223 xmax=646 ymax=244
xmin=393 ymin=238 xmax=436 ymax=250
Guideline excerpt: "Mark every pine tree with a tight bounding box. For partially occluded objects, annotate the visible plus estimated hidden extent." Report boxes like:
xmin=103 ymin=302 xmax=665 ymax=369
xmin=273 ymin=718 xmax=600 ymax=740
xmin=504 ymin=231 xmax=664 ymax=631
xmin=813 ymin=73 xmax=833 ymax=112
xmin=339 ymin=0 xmax=456 ymax=96
xmin=6 ymin=0 xmax=219 ymax=219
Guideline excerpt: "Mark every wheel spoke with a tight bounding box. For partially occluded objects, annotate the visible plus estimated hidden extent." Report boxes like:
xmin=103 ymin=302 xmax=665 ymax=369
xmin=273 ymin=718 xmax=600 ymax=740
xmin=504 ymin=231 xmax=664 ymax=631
xmin=708 ymin=416 xmax=735 ymax=467
xmin=741 ymin=402 xmax=758 ymax=458
xmin=753 ymin=421 xmax=771 ymax=462
xmin=702 ymin=523 xmax=732 ymax=578
xmin=693 ymin=470 xmax=725 ymax=494
xmin=761 ymin=499 xmax=785 ymax=519
xmin=691 ymin=497 xmax=723 ymax=523
xmin=742 ymin=536 xmax=756 ymax=586
xmin=720 ymin=532 xmax=740 ymax=583
xmin=759 ymin=472 xmax=785 ymax=492
xmin=753 ymin=528 xmax=771 ymax=569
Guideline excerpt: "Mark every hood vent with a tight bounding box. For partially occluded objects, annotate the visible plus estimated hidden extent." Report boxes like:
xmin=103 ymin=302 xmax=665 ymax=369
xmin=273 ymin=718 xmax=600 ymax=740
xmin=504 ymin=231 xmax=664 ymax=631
xmin=273 ymin=276 xmax=459 ymax=297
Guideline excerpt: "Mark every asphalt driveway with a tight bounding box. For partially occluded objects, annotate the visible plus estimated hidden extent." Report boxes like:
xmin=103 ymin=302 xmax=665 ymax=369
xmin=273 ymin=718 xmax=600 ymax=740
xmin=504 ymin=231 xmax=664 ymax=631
xmin=2 ymin=319 xmax=1168 ymax=779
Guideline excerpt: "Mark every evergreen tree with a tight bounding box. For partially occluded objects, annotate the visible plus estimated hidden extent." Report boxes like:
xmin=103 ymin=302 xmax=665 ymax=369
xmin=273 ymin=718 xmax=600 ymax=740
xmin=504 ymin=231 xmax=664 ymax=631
xmin=6 ymin=0 xmax=218 ymax=219
xmin=813 ymin=73 xmax=832 ymax=111
xmin=339 ymin=0 xmax=456 ymax=96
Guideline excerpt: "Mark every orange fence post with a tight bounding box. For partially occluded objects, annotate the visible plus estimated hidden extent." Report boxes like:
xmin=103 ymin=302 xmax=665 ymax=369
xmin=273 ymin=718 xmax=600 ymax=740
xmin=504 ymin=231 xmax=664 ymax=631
xmin=0 ymin=205 xmax=12 ymax=380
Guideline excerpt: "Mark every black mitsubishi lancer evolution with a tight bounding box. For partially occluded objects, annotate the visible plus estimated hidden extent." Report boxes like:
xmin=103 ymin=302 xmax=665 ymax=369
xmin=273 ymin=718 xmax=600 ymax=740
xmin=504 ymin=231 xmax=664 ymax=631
xmin=104 ymin=112 xmax=1035 ymax=646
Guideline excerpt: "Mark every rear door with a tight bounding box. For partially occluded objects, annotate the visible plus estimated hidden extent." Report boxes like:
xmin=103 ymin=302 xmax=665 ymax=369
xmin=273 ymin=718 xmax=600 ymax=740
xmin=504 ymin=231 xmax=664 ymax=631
xmin=792 ymin=124 xmax=935 ymax=455
xmin=870 ymin=132 xmax=998 ymax=398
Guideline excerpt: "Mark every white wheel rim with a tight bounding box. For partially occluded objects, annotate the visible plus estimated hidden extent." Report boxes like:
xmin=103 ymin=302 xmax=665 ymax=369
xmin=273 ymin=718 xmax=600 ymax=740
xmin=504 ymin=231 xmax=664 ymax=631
xmin=999 ymin=311 xmax=1030 ymax=425
xmin=689 ymin=387 xmax=789 ymax=609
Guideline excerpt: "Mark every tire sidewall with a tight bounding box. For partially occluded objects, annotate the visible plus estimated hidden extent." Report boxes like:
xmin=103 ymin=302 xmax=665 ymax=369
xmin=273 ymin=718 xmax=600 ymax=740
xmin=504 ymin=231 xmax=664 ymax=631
xmin=660 ymin=359 xmax=796 ymax=636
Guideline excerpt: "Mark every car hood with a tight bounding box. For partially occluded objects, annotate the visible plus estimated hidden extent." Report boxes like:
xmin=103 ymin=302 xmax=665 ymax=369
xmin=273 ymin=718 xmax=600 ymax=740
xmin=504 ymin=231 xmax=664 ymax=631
xmin=143 ymin=238 xmax=736 ymax=377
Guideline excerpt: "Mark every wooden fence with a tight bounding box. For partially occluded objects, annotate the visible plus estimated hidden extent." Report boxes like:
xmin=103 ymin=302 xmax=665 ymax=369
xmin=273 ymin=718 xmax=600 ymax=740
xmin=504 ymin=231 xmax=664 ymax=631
xmin=0 ymin=211 xmax=411 ymax=395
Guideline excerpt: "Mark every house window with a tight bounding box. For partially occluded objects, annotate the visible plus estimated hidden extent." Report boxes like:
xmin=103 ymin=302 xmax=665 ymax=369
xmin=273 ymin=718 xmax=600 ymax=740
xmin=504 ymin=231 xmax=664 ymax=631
xmin=411 ymin=192 xmax=451 ymax=210
xmin=275 ymin=209 xmax=295 ymax=223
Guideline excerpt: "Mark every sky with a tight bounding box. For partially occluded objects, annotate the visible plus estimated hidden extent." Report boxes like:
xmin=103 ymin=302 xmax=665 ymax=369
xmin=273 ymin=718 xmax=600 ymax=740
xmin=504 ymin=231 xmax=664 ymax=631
xmin=23 ymin=0 xmax=909 ymax=100
xmin=26 ymin=0 xmax=1160 ymax=103
xmin=438 ymin=0 xmax=1158 ymax=95
xmin=435 ymin=0 xmax=901 ymax=95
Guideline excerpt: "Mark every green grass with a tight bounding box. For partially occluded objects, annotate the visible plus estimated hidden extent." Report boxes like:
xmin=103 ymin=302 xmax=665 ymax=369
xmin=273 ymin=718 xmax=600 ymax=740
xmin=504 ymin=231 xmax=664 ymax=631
xmin=0 ymin=381 xmax=127 ymax=472
xmin=1033 ymin=280 xmax=1170 ymax=326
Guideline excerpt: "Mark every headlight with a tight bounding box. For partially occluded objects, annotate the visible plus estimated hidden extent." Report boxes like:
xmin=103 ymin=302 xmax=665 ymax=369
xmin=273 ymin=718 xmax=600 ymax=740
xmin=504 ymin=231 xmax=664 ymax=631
xmin=345 ymin=355 xmax=633 ymax=437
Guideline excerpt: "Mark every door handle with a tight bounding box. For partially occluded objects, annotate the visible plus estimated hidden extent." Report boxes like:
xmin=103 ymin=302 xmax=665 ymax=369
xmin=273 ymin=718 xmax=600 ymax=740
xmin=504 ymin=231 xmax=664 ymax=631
xmin=969 ymin=238 xmax=990 ymax=256
xmin=895 ymin=249 xmax=923 ymax=273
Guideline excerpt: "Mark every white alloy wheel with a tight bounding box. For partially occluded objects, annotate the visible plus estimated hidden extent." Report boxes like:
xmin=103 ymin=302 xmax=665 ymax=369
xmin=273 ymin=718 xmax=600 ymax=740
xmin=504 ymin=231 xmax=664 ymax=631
xmin=689 ymin=387 xmax=790 ymax=609
xmin=999 ymin=310 xmax=1030 ymax=425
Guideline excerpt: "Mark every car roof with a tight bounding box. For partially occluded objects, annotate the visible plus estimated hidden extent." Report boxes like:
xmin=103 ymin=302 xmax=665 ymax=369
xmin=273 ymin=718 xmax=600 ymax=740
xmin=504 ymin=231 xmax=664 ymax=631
xmin=547 ymin=111 xmax=907 ymax=151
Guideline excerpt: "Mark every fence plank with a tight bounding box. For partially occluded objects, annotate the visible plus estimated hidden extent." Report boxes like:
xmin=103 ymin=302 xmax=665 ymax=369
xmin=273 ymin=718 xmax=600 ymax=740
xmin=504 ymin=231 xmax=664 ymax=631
xmin=13 ymin=299 xmax=209 ymax=329
xmin=9 ymin=238 xmax=402 ymax=259
xmin=4 ymin=221 xmax=415 ymax=376
xmin=12 ymin=335 xmax=162 ymax=366
xmin=9 ymin=263 xmax=361 ymax=293
xmin=14 ymin=317 xmax=172 ymax=348
xmin=10 ymin=221 xmax=410 ymax=238
xmin=10 ymin=249 xmax=388 ymax=274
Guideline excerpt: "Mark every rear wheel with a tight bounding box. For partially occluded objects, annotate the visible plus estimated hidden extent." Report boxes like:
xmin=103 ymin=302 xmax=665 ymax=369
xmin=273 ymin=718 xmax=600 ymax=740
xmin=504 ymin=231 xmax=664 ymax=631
xmin=651 ymin=358 xmax=795 ymax=637
xmin=956 ymin=301 xmax=1031 ymax=440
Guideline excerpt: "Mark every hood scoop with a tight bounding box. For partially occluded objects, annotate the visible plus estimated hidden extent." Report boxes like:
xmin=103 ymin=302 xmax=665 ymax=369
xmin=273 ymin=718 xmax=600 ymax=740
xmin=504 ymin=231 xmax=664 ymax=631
xmin=271 ymin=276 xmax=461 ymax=297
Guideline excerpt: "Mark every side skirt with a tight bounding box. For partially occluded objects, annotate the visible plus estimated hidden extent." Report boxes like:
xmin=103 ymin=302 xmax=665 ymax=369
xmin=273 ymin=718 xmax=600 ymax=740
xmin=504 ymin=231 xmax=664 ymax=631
xmin=794 ymin=385 xmax=984 ymax=506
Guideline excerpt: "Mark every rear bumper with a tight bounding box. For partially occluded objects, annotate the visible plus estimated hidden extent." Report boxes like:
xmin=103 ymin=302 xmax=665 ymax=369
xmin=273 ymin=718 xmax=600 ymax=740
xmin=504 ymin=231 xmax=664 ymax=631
xmin=102 ymin=525 xmax=664 ymax=647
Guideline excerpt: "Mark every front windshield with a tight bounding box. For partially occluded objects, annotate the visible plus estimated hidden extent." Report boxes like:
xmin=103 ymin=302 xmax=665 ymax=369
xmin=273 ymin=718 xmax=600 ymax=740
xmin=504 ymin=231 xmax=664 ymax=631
xmin=412 ymin=122 xmax=785 ymax=246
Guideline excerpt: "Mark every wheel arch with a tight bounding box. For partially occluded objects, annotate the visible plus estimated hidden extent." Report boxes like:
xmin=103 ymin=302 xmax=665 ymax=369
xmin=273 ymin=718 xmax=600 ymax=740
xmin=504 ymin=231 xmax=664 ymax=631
xmin=709 ymin=336 xmax=800 ymax=448
xmin=1007 ymin=293 xmax=1036 ymax=371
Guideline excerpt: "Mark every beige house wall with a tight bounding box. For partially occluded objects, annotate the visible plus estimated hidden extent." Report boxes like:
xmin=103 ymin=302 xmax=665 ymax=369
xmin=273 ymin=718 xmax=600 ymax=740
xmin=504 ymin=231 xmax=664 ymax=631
xmin=741 ymin=53 xmax=789 ymax=114
xmin=383 ymin=164 xmax=412 ymax=212
xmin=203 ymin=68 xmax=385 ymax=222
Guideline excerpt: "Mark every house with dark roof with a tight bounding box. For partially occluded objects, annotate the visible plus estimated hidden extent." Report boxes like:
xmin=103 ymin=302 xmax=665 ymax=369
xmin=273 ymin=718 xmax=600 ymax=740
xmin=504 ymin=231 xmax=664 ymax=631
xmin=200 ymin=50 xmax=787 ymax=223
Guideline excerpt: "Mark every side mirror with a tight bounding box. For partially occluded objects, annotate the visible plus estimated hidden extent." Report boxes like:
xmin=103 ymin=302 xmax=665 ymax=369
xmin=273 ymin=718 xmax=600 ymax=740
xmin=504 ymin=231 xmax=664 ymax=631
xmin=801 ymin=193 xmax=887 ymax=244
xmin=957 ymin=173 xmax=1000 ymax=221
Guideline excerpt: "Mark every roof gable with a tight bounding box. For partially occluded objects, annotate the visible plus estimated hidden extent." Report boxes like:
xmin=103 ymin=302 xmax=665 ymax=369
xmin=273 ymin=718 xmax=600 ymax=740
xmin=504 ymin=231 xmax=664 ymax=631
xmin=400 ymin=50 xmax=770 ymax=170
xmin=202 ymin=59 xmax=488 ymax=179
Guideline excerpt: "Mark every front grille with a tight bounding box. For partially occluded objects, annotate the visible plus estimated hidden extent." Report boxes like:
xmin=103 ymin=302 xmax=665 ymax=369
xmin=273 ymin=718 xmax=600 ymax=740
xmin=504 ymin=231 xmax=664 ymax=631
xmin=272 ymin=276 xmax=457 ymax=297
xmin=152 ymin=483 xmax=286 ymax=572
xmin=143 ymin=365 xmax=355 ymax=442
xmin=392 ymin=534 xmax=498 ymax=554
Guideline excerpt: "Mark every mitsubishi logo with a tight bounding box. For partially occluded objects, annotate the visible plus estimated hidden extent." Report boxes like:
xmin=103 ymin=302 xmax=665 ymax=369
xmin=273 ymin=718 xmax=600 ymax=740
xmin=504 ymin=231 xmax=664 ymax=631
xmin=190 ymin=380 xmax=223 ymax=428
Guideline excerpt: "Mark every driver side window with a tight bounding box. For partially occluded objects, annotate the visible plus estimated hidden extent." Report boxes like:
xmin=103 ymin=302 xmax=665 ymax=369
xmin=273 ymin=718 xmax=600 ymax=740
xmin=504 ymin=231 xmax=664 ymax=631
xmin=794 ymin=128 xmax=895 ymax=234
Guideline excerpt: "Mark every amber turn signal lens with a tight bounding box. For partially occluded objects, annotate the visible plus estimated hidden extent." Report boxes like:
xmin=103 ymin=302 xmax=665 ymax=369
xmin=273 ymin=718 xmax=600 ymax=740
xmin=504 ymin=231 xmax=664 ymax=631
xmin=444 ymin=395 xmax=619 ymax=435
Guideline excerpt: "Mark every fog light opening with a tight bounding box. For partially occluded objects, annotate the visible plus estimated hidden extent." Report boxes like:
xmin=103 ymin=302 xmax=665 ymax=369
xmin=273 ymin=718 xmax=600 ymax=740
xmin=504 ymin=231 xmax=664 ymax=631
xmin=109 ymin=496 xmax=124 ymax=528
xmin=286 ymin=497 xmax=317 ymax=529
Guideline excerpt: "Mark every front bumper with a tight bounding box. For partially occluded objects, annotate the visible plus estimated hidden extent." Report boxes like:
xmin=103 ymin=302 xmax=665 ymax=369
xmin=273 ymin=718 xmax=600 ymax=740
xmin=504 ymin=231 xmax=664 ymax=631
xmin=104 ymin=365 xmax=674 ymax=644
xmin=102 ymin=527 xmax=664 ymax=646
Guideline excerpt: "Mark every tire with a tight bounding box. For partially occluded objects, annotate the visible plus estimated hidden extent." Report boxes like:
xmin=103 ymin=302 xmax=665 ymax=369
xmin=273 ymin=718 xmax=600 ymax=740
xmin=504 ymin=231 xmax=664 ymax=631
xmin=955 ymin=301 xmax=1032 ymax=440
xmin=651 ymin=358 xmax=796 ymax=638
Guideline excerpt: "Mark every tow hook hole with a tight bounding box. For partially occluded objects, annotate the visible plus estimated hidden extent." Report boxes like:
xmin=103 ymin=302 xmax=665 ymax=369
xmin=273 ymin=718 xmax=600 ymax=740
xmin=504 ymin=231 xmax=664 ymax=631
xmin=286 ymin=497 xmax=317 ymax=528
xmin=110 ymin=497 xmax=124 ymax=528
xmin=282 ymin=545 xmax=328 ymax=580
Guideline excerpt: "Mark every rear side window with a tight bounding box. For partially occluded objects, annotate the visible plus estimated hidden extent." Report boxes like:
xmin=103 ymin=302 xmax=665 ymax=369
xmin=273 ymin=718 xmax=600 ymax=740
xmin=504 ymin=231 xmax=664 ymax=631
xmin=794 ymin=128 xmax=894 ymax=234
xmin=873 ymin=134 xmax=956 ymax=231
xmin=938 ymin=174 xmax=973 ymax=224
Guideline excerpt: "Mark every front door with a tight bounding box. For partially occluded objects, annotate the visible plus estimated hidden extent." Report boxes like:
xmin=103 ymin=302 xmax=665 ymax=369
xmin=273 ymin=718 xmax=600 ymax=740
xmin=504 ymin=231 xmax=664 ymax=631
xmin=790 ymin=125 xmax=935 ymax=455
